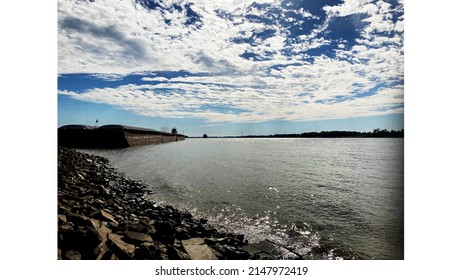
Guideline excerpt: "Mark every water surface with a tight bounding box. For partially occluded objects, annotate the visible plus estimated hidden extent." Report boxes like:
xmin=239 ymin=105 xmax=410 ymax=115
xmin=84 ymin=138 xmax=404 ymax=259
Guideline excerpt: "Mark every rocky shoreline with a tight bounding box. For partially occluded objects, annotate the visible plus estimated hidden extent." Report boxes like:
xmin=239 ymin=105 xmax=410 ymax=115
xmin=58 ymin=147 xmax=256 ymax=260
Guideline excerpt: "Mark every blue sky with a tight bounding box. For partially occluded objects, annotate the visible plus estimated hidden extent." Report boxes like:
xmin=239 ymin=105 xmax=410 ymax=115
xmin=58 ymin=0 xmax=404 ymax=136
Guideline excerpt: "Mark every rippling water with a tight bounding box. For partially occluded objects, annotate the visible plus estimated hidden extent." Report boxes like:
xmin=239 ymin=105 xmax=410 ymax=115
xmin=84 ymin=138 xmax=404 ymax=259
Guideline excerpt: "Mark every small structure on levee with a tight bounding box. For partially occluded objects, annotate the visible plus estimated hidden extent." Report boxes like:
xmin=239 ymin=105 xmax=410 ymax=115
xmin=58 ymin=124 xmax=187 ymax=148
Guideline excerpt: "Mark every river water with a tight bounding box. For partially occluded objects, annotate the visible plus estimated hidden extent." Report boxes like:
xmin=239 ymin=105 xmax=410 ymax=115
xmin=84 ymin=138 xmax=404 ymax=259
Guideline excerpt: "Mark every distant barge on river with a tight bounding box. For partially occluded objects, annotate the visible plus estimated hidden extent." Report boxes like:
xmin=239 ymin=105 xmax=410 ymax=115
xmin=58 ymin=124 xmax=187 ymax=149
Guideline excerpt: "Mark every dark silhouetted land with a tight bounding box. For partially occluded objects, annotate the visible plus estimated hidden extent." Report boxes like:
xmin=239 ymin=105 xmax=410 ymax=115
xmin=193 ymin=129 xmax=404 ymax=139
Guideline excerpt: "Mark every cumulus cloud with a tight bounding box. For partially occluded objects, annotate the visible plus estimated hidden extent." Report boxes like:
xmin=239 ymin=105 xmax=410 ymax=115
xmin=58 ymin=0 xmax=404 ymax=123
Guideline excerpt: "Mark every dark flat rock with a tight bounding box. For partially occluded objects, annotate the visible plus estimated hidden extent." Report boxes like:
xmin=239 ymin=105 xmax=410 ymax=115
xmin=124 ymin=231 xmax=153 ymax=244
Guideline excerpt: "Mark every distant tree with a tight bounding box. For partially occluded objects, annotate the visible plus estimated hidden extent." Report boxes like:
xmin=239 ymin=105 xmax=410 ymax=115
xmin=203 ymin=134 xmax=208 ymax=138
xmin=171 ymin=127 xmax=178 ymax=134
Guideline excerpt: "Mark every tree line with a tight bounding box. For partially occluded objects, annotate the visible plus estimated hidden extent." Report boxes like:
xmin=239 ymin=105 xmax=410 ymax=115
xmin=236 ymin=128 xmax=404 ymax=138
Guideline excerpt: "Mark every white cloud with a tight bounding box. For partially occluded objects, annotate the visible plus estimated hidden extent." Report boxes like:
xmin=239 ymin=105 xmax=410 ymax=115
xmin=61 ymin=58 xmax=403 ymax=123
xmin=324 ymin=0 xmax=376 ymax=17
xmin=58 ymin=0 xmax=404 ymax=123
xmin=141 ymin=77 xmax=170 ymax=82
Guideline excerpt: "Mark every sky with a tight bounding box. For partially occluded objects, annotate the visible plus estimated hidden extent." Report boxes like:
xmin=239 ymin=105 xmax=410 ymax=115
xmin=58 ymin=0 xmax=404 ymax=136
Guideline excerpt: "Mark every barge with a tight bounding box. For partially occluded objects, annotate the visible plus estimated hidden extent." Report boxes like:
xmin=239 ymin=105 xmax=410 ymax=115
xmin=58 ymin=124 xmax=186 ymax=148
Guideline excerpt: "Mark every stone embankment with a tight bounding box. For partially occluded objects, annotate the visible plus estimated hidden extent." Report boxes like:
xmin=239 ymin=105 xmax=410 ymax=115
xmin=58 ymin=147 xmax=251 ymax=260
